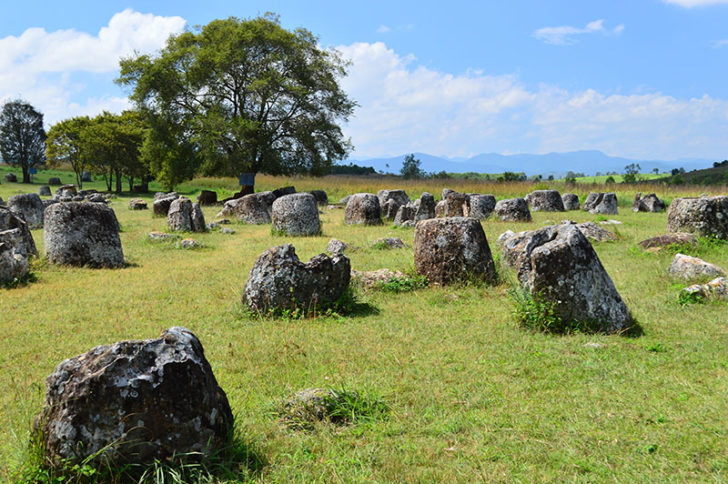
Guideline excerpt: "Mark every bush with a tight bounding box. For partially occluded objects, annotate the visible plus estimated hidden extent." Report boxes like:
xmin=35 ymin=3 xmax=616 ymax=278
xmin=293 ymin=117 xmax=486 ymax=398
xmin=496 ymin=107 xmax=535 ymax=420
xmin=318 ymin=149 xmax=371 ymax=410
xmin=278 ymin=387 xmax=389 ymax=431
xmin=509 ymin=288 xmax=604 ymax=334
xmin=378 ymin=275 xmax=428 ymax=293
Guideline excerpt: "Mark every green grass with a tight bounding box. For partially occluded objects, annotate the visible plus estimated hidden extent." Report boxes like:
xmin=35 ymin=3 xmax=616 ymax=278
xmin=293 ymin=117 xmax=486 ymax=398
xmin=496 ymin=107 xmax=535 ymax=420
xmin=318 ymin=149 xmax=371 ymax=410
xmin=2 ymin=168 xmax=728 ymax=482
xmin=573 ymin=173 xmax=666 ymax=184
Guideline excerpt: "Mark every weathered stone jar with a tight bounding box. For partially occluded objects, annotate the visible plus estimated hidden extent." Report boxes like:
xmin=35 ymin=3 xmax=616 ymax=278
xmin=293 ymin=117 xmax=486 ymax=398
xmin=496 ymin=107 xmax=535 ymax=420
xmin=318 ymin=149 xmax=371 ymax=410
xmin=35 ymin=327 xmax=234 ymax=466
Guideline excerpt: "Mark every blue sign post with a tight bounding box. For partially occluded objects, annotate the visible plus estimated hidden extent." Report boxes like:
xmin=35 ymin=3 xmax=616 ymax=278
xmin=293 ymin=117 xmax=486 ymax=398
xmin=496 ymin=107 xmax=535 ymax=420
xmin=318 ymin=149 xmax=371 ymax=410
xmin=29 ymin=167 xmax=37 ymax=182
xmin=238 ymin=173 xmax=255 ymax=186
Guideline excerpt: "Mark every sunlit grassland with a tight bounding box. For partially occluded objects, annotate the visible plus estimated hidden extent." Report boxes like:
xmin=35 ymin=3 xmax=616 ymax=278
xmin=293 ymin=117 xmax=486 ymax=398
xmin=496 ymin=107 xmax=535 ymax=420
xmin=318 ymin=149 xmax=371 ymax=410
xmin=1 ymin=170 xmax=728 ymax=482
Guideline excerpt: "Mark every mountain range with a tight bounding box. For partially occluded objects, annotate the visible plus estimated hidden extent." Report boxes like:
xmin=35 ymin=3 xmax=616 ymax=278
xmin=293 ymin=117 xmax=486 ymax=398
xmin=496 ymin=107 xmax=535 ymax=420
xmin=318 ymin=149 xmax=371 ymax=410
xmin=345 ymin=150 xmax=715 ymax=177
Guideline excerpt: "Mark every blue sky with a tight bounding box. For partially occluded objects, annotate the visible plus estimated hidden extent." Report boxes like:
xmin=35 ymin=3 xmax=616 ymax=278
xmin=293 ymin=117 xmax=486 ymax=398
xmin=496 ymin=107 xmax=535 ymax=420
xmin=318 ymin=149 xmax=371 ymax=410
xmin=1 ymin=0 xmax=727 ymax=162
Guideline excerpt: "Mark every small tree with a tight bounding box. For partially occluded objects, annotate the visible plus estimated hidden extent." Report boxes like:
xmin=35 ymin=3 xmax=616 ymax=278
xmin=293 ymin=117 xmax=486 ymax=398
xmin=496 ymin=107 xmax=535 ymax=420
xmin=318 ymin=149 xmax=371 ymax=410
xmin=623 ymin=163 xmax=641 ymax=184
xmin=46 ymin=116 xmax=91 ymax=189
xmin=82 ymin=111 xmax=145 ymax=193
xmin=400 ymin=153 xmax=424 ymax=179
xmin=0 ymin=100 xmax=46 ymax=183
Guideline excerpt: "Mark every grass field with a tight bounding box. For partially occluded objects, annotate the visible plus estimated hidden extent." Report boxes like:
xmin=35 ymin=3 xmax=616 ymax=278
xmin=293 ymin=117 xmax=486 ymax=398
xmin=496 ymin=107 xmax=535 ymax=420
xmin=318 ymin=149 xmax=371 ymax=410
xmin=573 ymin=174 xmax=666 ymax=184
xmin=1 ymin=166 xmax=728 ymax=482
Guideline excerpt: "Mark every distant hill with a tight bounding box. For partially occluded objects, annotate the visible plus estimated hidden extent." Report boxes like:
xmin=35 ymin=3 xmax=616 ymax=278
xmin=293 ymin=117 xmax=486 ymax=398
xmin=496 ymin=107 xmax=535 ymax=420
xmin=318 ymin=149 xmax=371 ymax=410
xmin=659 ymin=160 xmax=728 ymax=186
xmin=344 ymin=150 xmax=713 ymax=177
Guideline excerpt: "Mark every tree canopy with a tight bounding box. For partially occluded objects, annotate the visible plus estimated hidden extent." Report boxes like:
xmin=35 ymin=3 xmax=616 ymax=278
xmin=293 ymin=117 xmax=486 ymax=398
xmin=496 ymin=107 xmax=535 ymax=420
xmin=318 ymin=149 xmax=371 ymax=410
xmin=0 ymin=99 xmax=46 ymax=183
xmin=47 ymin=112 xmax=145 ymax=192
xmin=82 ymin=111 xmax=145 ymax=192
xmin=118 ymin=14 xmax=356 ymax=186
xmin=46 ymin=116 xmax=91 ymax=188
xmin=400 ymin=154 xmax=425 ymax=179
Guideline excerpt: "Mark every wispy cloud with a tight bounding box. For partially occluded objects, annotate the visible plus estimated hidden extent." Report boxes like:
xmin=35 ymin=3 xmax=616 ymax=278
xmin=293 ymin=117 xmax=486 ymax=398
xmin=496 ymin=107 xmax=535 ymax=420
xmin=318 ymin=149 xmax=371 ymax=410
xmin=533 ymin=19 xmax=624 ymax=45
xmin=376 ymin=24 xmax=413 ymax=34
xmin=0 ymin=9 xmax=185 ymax=123
xmin=712 ymin=39 xmax=728 ymax=48
xmin=337 ymin=41 xmax=728 ymax=160
xmin=664 ymin=0 xmax=728 ymax=7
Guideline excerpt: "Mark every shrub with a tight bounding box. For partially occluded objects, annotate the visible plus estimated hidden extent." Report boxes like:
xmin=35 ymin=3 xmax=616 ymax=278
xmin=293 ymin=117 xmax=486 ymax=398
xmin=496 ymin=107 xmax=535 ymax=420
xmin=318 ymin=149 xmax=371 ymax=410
xmin=678 ymin=289 xmax=705 ymax=306
xmin=278 ymin=387 xmax=389 ymax=431
xmin=378 ymin=275 xmax=428 ymax=293
xmin=509 ymin=288 xmax=604 ymax=334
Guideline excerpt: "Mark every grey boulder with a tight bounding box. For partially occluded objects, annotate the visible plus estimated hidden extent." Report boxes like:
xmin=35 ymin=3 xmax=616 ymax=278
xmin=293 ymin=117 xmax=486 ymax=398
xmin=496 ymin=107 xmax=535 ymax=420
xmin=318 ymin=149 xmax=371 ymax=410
xmin=378 ymin=190 xmax=410 ymax=219
xmin=243 ymin=244 xmax=351 ymax=313
xmin=7 ymin=193 xmax=45 ymax=228
xmin=393 ymin=203 xmax=416 ymax=226
xmin=562 ymin=193 xmax=580 ymax=211
xmin=345 ymin=193 xmax=381 ymax=225
xmin=309 ymin=190 xmax=328 ymax=205
xmin=494 ymin=198 xmax=532 ymax=222
xmin=0 ymin=206 xmax=37 ymax=256
xmin=583 ymin=192 xmax=618 ymax=215
xmin=44 ymin=202 xmax=124 ymax=268
xmin=168 ymin=197 xmax=206 ymax=232
xmin=128 ymin=198 xmax=148 ymax=210
xmin=228 ymin=191 xmax=276 ymax=224
xmin=272 ymin=193 xmax=321 ymax=236
xmin=666 ymin=196 xmax=728 ymax=239
xmin=561 ymin=220 xmax=617 ymax=242
xmin=0 ymin=229 xmax=29 ymax=283
xmin=414 ymin=217 xmax=496 ymax=285
xmin=502 ymin=224 xmax=631 ymax=333
xmin=35 ymin=327 xmax=233 ymax=466
xmin=152 ymin=192 xmax=179 ymax=216
xmin=633 ymin=192 xmax=665 ymax=213
xmin=464 ymin=194 xmax=496 ymax=220
xmin=526 ymin=190 xmax=565 ymax=212
xmin=442 ymin=192 xmax=467 ymax=217
xmin=638 ymin=233 xmax=697 ymax=249
xmin=681 ymin=277 xmax=728 ymax=302
xmin=669 ymin=253 xmax=726 ymax=281
xmin=414 ymin=192 xmax=436 ymax=221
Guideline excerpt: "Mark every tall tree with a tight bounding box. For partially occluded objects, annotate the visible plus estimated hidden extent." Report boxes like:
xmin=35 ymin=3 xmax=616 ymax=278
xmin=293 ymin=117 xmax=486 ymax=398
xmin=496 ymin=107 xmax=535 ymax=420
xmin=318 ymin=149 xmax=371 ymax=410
xmin=400 ymin=153 xmax=424 ymax=179
xmin=46 ymin=116 xmax=91 ymax=189
xmin=118 ymin=14 xmax=356 ymax=187
xmin=82 ymin=111 xmax=145 ymax=193
xmin=0 ymin=100 xmax=46 ymax=183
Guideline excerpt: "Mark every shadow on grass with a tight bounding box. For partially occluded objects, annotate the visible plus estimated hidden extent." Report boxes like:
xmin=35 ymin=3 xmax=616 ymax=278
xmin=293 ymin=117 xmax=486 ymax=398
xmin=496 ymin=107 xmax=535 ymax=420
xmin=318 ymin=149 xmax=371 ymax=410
xmin=0 ymin=271 xmax=37 ymax=289
xmin=244 ymin=286 xmax=380 ymax=321
xmin=16 ymin=427 xmax=267 ymax=484
xmin=618 ymin=318 xmax=645 ymax=338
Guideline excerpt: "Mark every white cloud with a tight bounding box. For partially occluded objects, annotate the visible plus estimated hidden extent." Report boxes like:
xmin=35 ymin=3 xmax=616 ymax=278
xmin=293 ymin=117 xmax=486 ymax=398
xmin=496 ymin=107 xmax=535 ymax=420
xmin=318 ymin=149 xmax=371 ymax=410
xmin=664 ymin=0 xmax=728 ymax=7
xmin=0 ymin=9 xmax=185 ymax=124
xmin=337 ymin=42 xmax=728 ymax=160
xmin=376 ymin=25 xmax=391 ymax=34
xmin=712 ymin=39 xmax=728 ymax=48
xmin=533 ymin=19 xmax=624 ymax=45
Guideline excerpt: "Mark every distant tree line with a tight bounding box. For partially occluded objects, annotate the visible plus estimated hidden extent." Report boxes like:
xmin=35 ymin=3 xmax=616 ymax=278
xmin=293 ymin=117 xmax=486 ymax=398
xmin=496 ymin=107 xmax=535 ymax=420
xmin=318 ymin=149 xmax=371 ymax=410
xmin=330 ymin=163 xmax=376 ymax=176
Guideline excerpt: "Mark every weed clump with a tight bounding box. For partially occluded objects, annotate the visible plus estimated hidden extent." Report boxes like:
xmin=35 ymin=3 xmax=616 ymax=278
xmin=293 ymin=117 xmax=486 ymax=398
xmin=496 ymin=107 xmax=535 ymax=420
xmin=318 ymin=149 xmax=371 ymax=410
xmin=509 ymin=288 xmax=611 ymax=334
xmin=378 ymin=274 xmax=429 ymax=293
xmin=278 ymin=387 xmax=388 ymax=431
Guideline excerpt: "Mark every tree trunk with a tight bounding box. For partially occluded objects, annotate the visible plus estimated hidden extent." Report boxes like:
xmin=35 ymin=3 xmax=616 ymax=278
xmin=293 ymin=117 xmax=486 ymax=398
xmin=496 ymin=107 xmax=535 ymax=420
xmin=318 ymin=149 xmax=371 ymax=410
xmin=105 ymin=170 xmax=113 ymax=192
xmin=127 ymin=176 xmax=134 ymax=192
xmin=76 ymin=170 xmax=83 ymax=190
xmin=115 ymin=169 xmax=122 ymax=193
xmin=21 ymin=164 xmax=30 ymax=183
